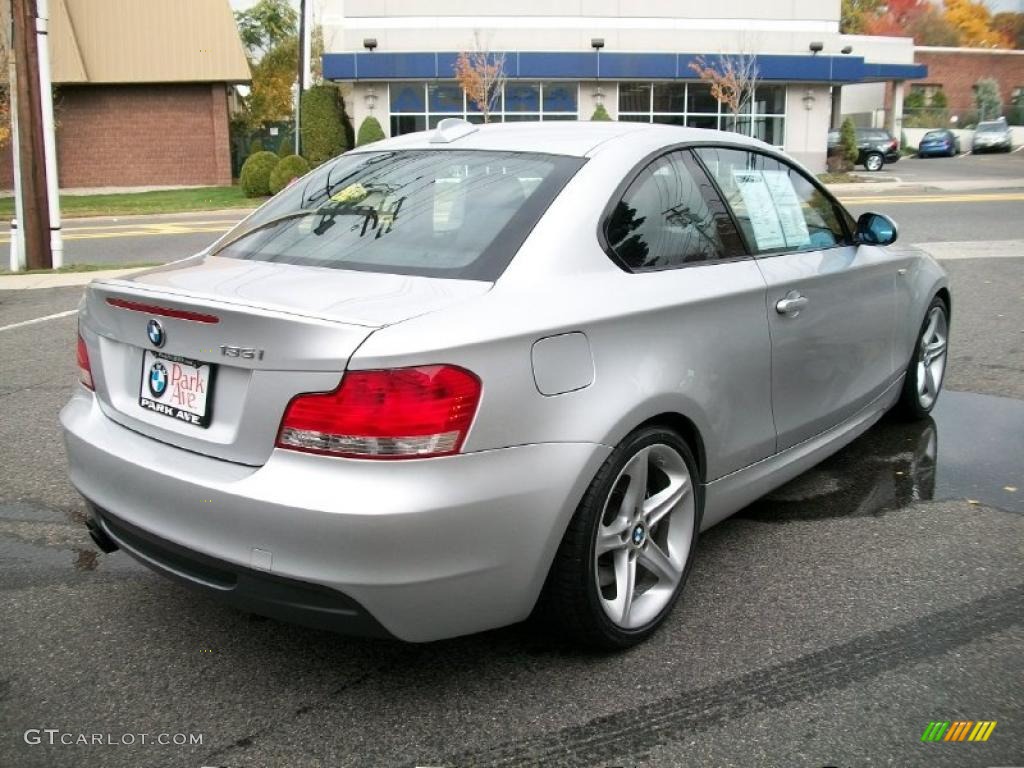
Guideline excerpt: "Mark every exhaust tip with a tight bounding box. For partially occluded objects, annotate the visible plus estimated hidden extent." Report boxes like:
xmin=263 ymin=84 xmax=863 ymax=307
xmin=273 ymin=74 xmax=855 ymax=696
xmin=86 ymin=518 xmax=119 ymax=554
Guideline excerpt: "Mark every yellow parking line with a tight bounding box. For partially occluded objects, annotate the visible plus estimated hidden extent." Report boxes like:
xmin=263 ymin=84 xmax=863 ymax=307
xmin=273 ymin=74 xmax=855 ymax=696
xmin=840 ymin=192 xmax=1024 ymax=205
xmin=0 ymin=224 xmax=231 ymax=244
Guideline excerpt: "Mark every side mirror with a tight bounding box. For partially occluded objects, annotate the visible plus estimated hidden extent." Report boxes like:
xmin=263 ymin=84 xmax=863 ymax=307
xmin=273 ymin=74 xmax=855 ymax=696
xmin=856 ymin=212 xmax=898 ymax=246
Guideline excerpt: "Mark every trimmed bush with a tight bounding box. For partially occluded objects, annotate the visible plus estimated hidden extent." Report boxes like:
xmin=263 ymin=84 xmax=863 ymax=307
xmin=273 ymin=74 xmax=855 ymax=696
xmin=590 ymin=104 xmax=612 ymax=121
xmin=839 ymin=117 xmax=858 ymax=170
xmin=269 ymin=154 xmax=311 ymax=195
xmin=239 ymin=151 xmax=280 ymax=197
xmin=357 ymin=116 xmax=386 ymax=146
xmin=277 ymin=134 xmax=294 ymax=157
xmin=300 ymin=85 xmax=350 ymax=165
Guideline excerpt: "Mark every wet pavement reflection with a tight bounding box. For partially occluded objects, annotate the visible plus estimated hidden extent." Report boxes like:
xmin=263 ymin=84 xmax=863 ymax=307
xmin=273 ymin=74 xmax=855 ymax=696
xmin=740 ymin=390 xmax=1024 ymax=521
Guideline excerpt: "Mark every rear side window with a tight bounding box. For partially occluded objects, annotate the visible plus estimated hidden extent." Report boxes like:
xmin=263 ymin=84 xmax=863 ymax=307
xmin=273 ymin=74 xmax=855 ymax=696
xmin=694 ymin=147 xmax=848 ymax=254
xmin=605 ymin=150 xmax=745 ymax=271
xmin=214 ymin=150 xmax=583 ymax=281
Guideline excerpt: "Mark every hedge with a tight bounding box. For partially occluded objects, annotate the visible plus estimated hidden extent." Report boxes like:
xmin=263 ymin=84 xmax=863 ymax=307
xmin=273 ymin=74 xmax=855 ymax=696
xmin=300 ymin=85 xmax=350 ymax=165
xmin=269 ymin=154 xmax=311 ymax=195
xmin=239 ymin=151 xmax=280 ymax=197
xmin=357 ymin=116 xmax=386 ymax=146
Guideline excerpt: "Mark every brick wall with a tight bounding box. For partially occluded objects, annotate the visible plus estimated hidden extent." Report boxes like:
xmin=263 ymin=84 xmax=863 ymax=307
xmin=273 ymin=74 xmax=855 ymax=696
xmin=908 ymin=50 xmax=1024 ymax=113
xmin=0 ymin=82 xmax=233 ymax=189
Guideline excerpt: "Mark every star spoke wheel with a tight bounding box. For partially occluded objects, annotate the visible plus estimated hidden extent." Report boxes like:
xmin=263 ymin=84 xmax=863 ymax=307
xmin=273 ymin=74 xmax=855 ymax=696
xmin=594 ymin=441 xmax=695 ymax=630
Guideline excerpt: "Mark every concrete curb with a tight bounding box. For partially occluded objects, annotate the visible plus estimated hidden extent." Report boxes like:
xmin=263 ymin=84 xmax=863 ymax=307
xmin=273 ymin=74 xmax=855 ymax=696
xmin=0 ymin=267 xmax=146 ymax=290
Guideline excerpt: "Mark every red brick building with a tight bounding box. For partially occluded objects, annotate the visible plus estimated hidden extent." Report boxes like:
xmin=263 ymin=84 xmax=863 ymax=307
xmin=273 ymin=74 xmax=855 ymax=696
xmin=1 ymin=0 xmax=249 ymax=190
xmin=905 ymin=46 xmax=1024 ymax=119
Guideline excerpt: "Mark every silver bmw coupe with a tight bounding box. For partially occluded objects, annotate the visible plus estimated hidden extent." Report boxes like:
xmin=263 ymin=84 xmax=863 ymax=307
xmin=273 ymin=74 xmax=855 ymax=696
xmin=61 ymin=120 xmax=950 ymax=648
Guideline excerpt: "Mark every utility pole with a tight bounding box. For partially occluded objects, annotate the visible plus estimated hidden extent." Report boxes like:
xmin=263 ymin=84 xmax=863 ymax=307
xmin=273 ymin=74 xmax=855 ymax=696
xmin=11 ymin=0 xmax=51 ymax=270
xmin=295 ymin=0 xmax=311 ymax=156
xmin=7 ymin=25 xmax=25 ymax=271
xmin=36 ymin=0 xmax=62 ymax=267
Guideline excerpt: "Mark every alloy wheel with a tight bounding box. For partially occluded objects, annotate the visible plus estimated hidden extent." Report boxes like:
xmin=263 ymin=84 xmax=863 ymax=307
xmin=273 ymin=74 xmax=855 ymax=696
xmin=594 ymin=443 xmax=695 ymax=630
xmin=916 ymin=305 xmax=948 ymax=409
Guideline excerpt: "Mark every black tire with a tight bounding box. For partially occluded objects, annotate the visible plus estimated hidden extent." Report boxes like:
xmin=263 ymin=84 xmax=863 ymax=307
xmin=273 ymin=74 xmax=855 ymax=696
xmin=538 ymin=426 xmax=702 ymax=649
xmin=894 ymin=296 xmax=949 ymax=421
xmin=863 ymin=152 xmax=884 ymax=171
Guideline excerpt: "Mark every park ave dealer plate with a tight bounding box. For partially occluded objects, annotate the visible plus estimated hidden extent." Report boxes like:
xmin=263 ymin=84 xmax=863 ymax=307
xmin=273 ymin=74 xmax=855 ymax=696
xmin=139 ymin=350 xmax=214 ymax=428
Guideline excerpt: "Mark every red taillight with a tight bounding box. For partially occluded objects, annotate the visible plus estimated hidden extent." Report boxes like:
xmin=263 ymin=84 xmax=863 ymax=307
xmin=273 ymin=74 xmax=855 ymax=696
xmin=77 ymin=333 xmax=94 ymax=391
xmin=890 ymin=139 xmax=899 ymax=151
xmin=276 ymin=365 xmax=482 ymax=459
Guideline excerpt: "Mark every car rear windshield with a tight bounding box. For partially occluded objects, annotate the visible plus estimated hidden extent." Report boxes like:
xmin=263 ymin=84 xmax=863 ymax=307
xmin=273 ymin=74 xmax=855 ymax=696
xmin=923 ymin=131 xmax=946 ymax=140
xmin=214 ymin=150 xmax=584 ymax=281
xmin=977 ymin=123 xmax=1004 ymax=133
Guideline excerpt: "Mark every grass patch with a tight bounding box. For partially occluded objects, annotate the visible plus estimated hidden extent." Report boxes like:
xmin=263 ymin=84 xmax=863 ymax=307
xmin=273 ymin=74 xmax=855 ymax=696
xmin=817 ymin=172 xmax=861 ymax=184
xmin=0 ymin=186 xmax=263 ymax=218
xmin=0 ymin=261 xmax=160 ymax=276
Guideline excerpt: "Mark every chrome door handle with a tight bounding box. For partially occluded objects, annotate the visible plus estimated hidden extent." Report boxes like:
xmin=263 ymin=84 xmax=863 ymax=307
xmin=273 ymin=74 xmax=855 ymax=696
xmin=776 ymin=291 xmax=809 ymax=316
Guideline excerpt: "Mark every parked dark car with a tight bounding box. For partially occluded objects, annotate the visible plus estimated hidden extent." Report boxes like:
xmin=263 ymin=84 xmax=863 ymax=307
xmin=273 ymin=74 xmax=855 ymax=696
xmin=917 ymin=129 xmax=960 ymax=158
xmin=828 ymin=127 xmax=901 ymax=171
xmin=972 ymin=120 xmax=1013 ymax=153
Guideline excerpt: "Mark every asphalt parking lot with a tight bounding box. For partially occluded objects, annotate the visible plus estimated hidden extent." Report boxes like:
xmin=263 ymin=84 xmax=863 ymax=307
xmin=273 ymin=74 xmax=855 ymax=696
xmin=1 ymin=161 xmax=1022 ymax=767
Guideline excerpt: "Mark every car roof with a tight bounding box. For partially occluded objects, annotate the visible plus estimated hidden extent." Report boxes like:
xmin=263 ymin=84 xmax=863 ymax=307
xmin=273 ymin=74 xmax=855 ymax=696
xmin=348 ymin=120 xmax=766 ymax=158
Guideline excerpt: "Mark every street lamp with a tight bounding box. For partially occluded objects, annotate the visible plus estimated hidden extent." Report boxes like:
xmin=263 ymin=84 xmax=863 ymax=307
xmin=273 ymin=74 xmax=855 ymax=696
xmin=802 ymin=90 xmax=816 ymax=111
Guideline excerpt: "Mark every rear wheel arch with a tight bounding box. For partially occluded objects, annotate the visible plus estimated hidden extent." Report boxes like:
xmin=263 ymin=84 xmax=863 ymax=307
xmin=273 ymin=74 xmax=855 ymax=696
xmin=634 ymin=412 xmax=707 ymax=484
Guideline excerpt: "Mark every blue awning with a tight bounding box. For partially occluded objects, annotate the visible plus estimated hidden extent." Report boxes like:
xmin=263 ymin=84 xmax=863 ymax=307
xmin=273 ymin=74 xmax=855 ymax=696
xmin=323 ymin=51 xmax=925 ymax=84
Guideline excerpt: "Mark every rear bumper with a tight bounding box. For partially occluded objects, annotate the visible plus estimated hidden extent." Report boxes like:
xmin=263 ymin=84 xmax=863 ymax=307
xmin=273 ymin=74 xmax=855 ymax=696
xmin=87 ymin=504 xmax=393 ymax=637
xmin=61 ymin=389 xmax=609 ymax=642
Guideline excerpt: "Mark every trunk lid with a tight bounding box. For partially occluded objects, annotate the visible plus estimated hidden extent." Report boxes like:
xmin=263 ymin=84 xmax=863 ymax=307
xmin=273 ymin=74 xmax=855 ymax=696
xmin=81 ymin=256 xmax=490 ymax=466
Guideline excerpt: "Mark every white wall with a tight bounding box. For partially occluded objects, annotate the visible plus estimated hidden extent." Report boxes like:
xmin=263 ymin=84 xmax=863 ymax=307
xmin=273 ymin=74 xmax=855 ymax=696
xmin=784 ymin=84 xmax=832 ymax=172
xmin=348 ymin=82 xmax=389 ymax=139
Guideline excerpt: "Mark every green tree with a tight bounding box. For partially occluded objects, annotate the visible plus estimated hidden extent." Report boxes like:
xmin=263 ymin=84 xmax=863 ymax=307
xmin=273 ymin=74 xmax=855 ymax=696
xmin=235 ymin=0 xmax=298 ymax=57
xmin=357 ymin=116 xmax=386 ymax=146
xmin=840 ymin=0 xmax=884 ymax=34
xmin=840 ymin=118 xmax=859 ymax=170
xmin=300 ymin=85 xmax=350 ymax=164
xmin=245 ymin=36 xmax=298 ymax=129
xmin=590 ymin=104 xmax=612 ymax=121
xmin=974 ymin=77 xmax=1003 ymax=120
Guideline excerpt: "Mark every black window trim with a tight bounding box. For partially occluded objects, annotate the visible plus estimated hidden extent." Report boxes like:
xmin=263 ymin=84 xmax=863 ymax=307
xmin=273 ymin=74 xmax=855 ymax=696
xmin=688 ymin=142 xmax=857 ymax=258
xmin=596 ymin=143 xmax=753 ymax=274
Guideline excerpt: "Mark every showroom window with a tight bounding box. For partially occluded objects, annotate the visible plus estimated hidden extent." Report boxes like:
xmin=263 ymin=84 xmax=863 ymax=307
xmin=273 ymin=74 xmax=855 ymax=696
xmin=388 ymin=81 xmax=579 ymax=135
xmin=618 ymin=82 xmax=786 ymax=147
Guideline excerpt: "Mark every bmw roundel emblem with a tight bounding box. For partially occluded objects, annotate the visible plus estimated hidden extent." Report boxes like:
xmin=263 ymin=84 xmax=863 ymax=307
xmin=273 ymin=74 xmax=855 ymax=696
xmin=146 ymin=319 xmax=165 ymax=348
xmin=148 ymin=362 xmax=168 ymax=397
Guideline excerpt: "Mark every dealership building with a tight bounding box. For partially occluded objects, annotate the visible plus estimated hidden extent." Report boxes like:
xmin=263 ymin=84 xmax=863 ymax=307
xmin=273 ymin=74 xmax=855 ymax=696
xmin=321 ymin=1 xmax=924 ymax=171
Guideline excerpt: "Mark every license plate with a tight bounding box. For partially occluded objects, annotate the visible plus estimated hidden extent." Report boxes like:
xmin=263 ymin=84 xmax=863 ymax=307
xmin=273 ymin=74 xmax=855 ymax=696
xmin=139 ymin=350 xmax=214 ymax=428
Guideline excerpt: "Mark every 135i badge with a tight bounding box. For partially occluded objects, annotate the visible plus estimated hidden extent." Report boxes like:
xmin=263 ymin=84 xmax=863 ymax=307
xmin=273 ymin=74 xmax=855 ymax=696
xmin=220 ymin=344 xmax=264 ymax=360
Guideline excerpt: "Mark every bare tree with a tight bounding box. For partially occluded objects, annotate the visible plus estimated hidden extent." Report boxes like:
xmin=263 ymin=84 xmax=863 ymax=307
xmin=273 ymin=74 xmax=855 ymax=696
xmin=689 ymin=52 xmax=759 ymax=134
xmin=454 ymin=31 xmax=506 ymax=123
